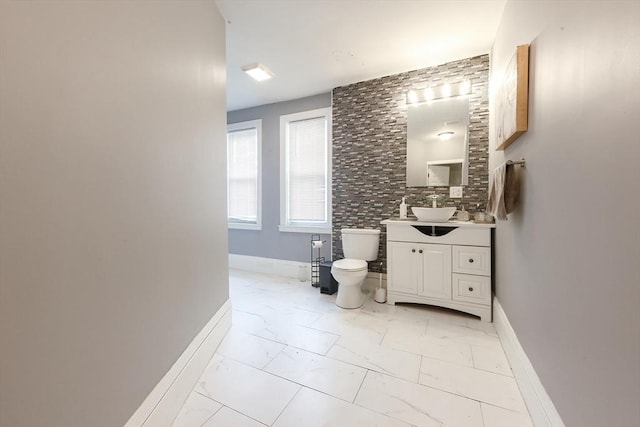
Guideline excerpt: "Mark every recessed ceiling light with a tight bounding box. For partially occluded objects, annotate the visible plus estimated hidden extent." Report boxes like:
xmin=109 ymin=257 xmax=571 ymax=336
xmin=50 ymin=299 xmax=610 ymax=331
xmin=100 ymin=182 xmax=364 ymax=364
xmin=242 ymin=63 xmax=274 ymax=81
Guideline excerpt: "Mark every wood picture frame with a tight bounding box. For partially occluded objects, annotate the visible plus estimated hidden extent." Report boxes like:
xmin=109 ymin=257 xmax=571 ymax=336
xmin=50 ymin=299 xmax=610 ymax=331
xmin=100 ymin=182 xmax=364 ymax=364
xmin=494 ymin=44 xmax=529 ymax=151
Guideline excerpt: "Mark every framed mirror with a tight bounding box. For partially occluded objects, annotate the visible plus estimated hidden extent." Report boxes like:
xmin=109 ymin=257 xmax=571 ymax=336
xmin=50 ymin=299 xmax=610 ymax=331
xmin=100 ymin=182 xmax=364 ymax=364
xmin=406 ymin=96 xmax=470 ymax=187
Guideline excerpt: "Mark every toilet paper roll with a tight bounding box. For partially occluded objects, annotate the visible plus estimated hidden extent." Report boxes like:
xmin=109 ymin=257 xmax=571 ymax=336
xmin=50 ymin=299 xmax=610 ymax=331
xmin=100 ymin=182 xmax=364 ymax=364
xmin=311 ymin=240 xmax=323 ymax=249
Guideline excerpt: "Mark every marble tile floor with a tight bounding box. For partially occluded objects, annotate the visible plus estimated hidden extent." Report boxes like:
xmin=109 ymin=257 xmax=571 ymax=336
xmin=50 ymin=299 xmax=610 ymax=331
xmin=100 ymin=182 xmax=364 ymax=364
xmin=172 ymin=269 xmax=533 ymax=427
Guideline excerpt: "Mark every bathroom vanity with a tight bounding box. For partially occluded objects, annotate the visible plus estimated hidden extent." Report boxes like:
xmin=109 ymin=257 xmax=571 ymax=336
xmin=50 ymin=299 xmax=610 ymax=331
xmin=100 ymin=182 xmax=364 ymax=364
xmin=381 ymin=219 xmax=495 ymax=322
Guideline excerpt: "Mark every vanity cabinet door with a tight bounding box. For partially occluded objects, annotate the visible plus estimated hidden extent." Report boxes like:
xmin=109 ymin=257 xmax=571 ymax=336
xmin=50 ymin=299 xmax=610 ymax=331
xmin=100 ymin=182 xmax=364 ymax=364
xmin=387 ymin=241 xmax=421 ymax=295
xmin=419 ymin=244 xmax=452 ymax=300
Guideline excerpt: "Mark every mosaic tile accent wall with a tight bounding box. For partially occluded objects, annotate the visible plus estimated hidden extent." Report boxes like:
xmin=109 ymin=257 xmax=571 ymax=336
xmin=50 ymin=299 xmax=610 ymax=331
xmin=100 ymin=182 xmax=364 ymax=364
xmin=332 ymin=55 xmax=490 ymax=273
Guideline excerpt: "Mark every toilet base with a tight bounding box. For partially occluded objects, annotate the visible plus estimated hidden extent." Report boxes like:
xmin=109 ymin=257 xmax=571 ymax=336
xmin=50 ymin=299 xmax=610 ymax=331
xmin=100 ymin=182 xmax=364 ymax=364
xmin=335 ymin=283 xmax=364 ymax=309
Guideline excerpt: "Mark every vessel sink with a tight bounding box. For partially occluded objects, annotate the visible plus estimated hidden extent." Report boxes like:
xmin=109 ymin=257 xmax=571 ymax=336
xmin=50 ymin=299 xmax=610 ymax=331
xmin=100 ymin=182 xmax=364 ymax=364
xmin=411 ymin=207 xmax=456 ymax=222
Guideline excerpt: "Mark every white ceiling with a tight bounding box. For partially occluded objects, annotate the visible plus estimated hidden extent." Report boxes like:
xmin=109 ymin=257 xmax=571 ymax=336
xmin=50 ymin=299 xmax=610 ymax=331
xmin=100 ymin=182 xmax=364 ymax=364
xmin=216 ymin=0 xmax=506 ymax=112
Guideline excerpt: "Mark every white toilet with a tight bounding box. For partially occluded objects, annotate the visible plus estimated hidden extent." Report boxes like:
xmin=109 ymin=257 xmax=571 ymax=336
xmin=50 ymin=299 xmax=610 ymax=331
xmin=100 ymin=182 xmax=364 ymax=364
xmin=331 ymin=228 xmax=381 ymax=309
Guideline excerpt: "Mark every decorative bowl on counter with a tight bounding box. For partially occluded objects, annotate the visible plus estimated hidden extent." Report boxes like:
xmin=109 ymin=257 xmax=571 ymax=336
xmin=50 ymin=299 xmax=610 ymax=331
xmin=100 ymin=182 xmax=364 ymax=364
xmin=473 ymin=211 xmax=494 ymax=223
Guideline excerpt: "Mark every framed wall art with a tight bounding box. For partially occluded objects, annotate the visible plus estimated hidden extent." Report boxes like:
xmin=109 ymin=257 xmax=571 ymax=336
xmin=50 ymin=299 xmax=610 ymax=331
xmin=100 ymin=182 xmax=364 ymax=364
xmin=494 ymin=44 xmax=529 ymax=151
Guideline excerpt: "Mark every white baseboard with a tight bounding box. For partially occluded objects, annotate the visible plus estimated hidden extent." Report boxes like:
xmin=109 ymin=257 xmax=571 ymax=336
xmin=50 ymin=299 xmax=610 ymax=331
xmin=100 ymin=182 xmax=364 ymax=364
xmin=493 ymin=297 xmax=565 ymax=427
xmin=229 ymin=254 xmax=387 ymax=291
xmin=229 ymin=253 xmax=313 ymax=280
xmin=124 ymin=300 xmax=232 ymax=427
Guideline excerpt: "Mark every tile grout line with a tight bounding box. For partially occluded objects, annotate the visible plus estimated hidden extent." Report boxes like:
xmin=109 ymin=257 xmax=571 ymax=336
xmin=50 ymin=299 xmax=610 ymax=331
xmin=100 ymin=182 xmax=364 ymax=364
xmin=378 ymin=326 xmax=389 ymax=346
xmin=348 ymin=370 xmax=421 ymax=426
xmin=257 ymin=344 xmax=369 ymax=405
xmin=372 ymin=366 xmax=523 ymax=415
xmin=269 ymin=386 xmax=303 ymax=427
xmin=350 ymin=370 xmax=480 ymax=427
xmin=197 ymin=402 xmax=224 ymax=427
xmin=241 ymin=326 xmax=339 ymax=356
xmin=351 ymin=368 xmax=371 ymax=404
xmin=479 ymin=401 xmax=487 ymax=427
xmin=221 ymin=405 xmax=270 ymax=427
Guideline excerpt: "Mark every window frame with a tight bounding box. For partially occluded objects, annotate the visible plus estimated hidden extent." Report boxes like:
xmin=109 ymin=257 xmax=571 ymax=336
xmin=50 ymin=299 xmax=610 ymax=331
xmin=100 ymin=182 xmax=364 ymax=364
xmin=279 ymin=107 xmax=332 ymax=234
xmin=227 ymin=119 xmax=262 ymax=231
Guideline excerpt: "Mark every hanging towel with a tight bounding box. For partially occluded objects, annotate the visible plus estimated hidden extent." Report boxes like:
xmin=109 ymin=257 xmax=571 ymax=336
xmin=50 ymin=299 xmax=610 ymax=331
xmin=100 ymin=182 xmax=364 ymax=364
xmin=504 ymin=163 xmax=520 ymax=214
xmin=487 ymin=163 xmax=519 ymax=220
xmin=487 ymin=163 xmax=507 ymax=220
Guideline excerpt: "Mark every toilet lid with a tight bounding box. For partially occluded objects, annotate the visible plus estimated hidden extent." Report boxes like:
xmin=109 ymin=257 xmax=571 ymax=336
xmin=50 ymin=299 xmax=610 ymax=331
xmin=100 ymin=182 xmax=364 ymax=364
xmin=333 ymin=258 xmax=368 ymax=271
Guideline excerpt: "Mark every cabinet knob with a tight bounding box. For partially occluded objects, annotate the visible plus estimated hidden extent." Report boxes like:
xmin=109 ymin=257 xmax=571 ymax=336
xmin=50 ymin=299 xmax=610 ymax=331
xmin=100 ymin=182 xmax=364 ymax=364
xmin=468 ymin=258 xmax=474 ymax=263
xmin=411 ymin=249 xmax=416 ymax=253
xmin=468 ymin=287 xmax=474 ymax=292
xmin=419 ymin=249 xmax=423 ymax=254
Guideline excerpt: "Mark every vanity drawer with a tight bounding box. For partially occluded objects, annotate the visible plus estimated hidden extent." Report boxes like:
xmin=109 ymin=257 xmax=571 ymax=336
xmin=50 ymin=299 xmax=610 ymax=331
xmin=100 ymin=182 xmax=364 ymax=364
xmin=452 ymin=273 xmax=491 ymax=305
xmin=453 ymin=246 xmax=491 ymax=276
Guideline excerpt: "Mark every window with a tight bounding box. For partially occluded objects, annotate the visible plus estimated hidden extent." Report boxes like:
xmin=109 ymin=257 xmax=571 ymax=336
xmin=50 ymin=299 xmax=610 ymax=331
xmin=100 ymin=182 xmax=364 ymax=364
xmin=280 ymin=108 xmax=331 ymax=233
xmin=227 ymin=120 xmax=261 ymax=230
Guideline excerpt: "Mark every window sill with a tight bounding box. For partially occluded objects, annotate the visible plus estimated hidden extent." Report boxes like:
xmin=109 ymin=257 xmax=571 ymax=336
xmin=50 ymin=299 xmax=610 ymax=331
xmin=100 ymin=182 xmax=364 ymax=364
xmin=229 ymin=222 xmax=262 ymax=231
xmin=279 ymin=225 xmax=331 ymax=234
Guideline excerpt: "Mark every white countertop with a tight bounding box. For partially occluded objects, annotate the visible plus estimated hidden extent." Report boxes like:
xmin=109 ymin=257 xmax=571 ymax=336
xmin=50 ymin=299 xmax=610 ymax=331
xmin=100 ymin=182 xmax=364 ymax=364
xmin=381 ymin=218 xmax=496 ymax=228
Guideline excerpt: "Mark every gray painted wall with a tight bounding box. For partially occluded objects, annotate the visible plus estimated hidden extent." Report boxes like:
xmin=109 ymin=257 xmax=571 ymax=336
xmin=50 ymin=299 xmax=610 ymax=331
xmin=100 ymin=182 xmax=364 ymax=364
xmin=332 ymin=56 xmax=490 ymax=272
xmin=490 ymin=1 xmax=640 ymax=426
xmin=0 ymin=2 xmax=228 ymax=426
xmin=228 ymin=94 xmax=332 ymax=263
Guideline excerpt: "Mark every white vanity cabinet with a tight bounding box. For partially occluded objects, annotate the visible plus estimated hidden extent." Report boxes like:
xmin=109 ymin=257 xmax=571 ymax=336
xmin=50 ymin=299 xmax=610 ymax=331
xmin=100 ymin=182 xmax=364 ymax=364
xmin=387 ymin=242 xmax=451 ymax=299
xmin=382 ymin=220 xmax=495 ymax=322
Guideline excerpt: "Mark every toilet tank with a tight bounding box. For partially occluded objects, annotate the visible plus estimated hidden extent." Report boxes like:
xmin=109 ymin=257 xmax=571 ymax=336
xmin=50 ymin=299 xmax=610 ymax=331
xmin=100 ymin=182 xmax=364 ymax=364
xmin=341 ymin=228 xmax=380 ymax=261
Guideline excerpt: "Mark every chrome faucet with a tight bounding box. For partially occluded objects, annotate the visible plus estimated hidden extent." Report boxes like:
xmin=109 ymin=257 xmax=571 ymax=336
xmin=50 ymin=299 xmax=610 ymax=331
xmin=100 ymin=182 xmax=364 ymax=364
xmin=426 ymin=194 xmax=443 ymax=208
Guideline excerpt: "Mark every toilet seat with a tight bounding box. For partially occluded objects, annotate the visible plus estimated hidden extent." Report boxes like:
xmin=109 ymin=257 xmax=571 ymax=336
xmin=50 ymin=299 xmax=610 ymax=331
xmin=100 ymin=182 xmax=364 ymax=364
xmin=333 ymin=258 xmax=367 ymax=271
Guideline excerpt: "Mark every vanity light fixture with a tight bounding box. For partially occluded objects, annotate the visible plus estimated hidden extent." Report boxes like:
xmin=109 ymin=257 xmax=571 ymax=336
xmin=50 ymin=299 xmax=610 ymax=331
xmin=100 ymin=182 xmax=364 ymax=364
xmin=441 ymin=83 xmax=451 ymax=98
xmin=406 ymin=80 xmax=472 ymax=105
xmin=437 ymin=131 xmax=455 ymax=140
xmin=423 ymin=87 xmax=434 ymax=101
xmin=408 ymin=90 xmax=419 ymax=104
xmin=460 ymin=80 xmax=471 ymax=94
xmin=242 ymin=63 xmax=274 ymax=81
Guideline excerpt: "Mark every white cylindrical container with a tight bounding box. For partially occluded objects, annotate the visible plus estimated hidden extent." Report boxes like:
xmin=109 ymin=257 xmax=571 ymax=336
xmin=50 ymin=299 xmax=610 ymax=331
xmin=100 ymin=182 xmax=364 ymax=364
xmin=298 ymin=264 xmax=308 ymax=282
